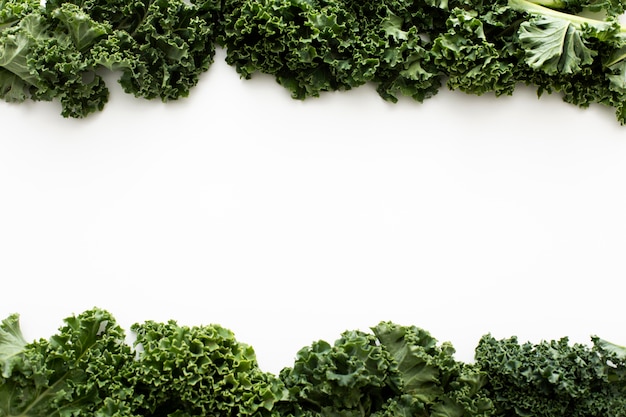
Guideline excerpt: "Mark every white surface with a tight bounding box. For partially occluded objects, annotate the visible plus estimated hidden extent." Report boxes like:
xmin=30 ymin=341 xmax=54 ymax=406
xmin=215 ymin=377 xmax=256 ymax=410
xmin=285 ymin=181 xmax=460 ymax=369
xmin=1 ymin=47 xmax=625 ymax=374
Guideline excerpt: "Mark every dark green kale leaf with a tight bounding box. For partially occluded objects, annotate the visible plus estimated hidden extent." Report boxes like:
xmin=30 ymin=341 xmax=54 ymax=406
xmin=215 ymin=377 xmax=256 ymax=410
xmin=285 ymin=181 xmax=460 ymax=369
xmin=92 ymin=0 xmax=218 ymax=101
xmin=4 ymin=0 xmax=626 ymax=122
xmin=432 ymin=7 xmax=515 ymax=96
xmin=278 ymin=322 xmax=493 ymax=417
xmin=278 ymin=329 xmax=397 ymax=416
xmin=219 ymin=0 xmax=383 ymax=99
xmin=373 ymin=322 xmax=493 ymax=417
xmin=475 ymin=334 xmax=626 ymax=417
xmin=562 ymin=0 xmax=626 ymax=15
xmin=373 ymin=2 xmax=444 ymax=103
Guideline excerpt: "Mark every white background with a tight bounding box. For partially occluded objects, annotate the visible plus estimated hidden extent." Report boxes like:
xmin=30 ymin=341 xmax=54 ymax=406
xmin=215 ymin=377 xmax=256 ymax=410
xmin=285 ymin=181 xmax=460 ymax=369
xmin=1 ymin=47 xmax=625 ymax=374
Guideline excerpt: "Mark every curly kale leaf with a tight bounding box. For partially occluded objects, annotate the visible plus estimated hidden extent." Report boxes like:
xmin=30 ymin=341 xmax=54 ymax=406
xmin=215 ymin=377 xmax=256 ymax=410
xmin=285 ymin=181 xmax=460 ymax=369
xmin=0 ymin=13 xmax=47 ymax=89
xmin=0 ymin=0 xmax=219 ymax=116
xmin=278 ymin=329 xmax=396 ymax=416
xmin=90 ymin=0 xmax=217 ymax=101
xmin=0 ymin=309 xmax=133 ymax=417
xmin=0 ymin=6 xmax=110 ymax=117
xmin=3 ymin=0 xmax=626 ymax=122
xmin=562 ymin=0 xmax=626 ymax=15
xmin=432 ymin=8 xmax=515 ymax=96
xmin=2 ymin=310 xmax=626 ymax=417
xmin=220 ymin=0 xmax=447 ymax=102
xmin=220 ymin=0 xmax=383 ymax=99
xmin=374 ymin=4 xmax=443 ymax=103
xmin=0 ymin=0 xmax=38 ymax=27
xmin=475 ymin=334 xmax=626 ymax=417
xmin=278 ymin=322 xmax=493 ymax=417
xmin=0 ymin=314 xmax=27 ymax=380
xmin=373 ymin=322 xmax=493 ymax=417
xmin=51 ymin=4 xmax=111 ymax=52
xmin=124 ymin=319 xmax=286 ymax=417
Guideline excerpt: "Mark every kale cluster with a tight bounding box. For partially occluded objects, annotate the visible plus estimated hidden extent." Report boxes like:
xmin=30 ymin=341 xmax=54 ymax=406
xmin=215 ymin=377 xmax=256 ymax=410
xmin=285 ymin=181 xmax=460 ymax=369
xmin=1 ymin=308 xmax=625 ymax=417
xmin=1 ymin=0 xmax=626 ymax=121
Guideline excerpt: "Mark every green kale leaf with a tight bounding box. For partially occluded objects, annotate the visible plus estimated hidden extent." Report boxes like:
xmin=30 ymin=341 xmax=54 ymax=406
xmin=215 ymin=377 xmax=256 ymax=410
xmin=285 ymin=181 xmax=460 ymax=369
xmin=517 ymin=15 xmax=597 ymax=74
xmin=124 ymin=319 xmax=286 ymax=417
xmin=91 ymin=0 xmax=218 ymax=101
xmin=0 ymin=309 xmax=133 ymax=417
xmin=278 ymin=329 xmax=396 ymax=416
xmin=0 ymin=7 xmax=110 ymax=117
xmin=373 ymin=322 xmax=493 ymax=417
xmin=219 ymin=0 xmax=383 ymax=99
xmin=374 ymin=4 xmax=443 ymax=103
xmin=432 ymin=8 xmax=515 ymax=96
xmin=0 ymin=0 xmax=38 ymax=27
xmin=278 ymin=322 xmax=493 ymax=417
xmin=475 ymin=334 xmax=626 ymax=417
xmin=0 ymin=314 xmax=27 ymax=380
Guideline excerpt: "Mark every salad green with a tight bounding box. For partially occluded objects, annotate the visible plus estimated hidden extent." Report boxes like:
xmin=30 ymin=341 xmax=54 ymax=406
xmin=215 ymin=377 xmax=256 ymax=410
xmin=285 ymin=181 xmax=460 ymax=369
xmin=1 ymin=308 xmax=625 ymax=417
xmin=2 ymin=0 xmax=626 ymax=122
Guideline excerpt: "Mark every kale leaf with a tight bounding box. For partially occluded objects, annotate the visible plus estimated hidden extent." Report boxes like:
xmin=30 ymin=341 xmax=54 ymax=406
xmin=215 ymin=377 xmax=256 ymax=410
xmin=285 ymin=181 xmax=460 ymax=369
xmin=0 ymin=309 xmax=133 ymax=417
xmin=0 ymin=314 xmax=27 ymax=380
xmin=277 ymin=322 xmax=493 ymax=417
xmin=123 ymin=319 xmax=286 ymax=417
xmin=0 ymin=0 xmax=220 ymax=117
xmin=475 ymin=334 xmax=626 ymax=417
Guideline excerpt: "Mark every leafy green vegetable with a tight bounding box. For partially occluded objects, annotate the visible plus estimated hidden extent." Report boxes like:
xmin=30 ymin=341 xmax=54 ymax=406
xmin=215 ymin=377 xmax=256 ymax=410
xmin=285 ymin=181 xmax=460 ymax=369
xmin=3 ymin=0 xmax=626 ymax=122
xmin=0 ymin=309 xmax=287 ymax=417
xmin=0 ymin=314 xmax=26 ymax=379
xmin=475 ymin=334 xmax=626 ymax=417
xmin=0 ymin=309 xmax=132 ymax=417
xmin=0 ymin=308 xmax=625 ymax=416
xmin=271 ymin=322 xmax=492 ymax=417
xmin=431 ymin=8 xmax=515 ymax=96
xmin=124 ymin=319 xmax=286 ymax=417
xmin=0 ymin=0 xmax=220 ymax=117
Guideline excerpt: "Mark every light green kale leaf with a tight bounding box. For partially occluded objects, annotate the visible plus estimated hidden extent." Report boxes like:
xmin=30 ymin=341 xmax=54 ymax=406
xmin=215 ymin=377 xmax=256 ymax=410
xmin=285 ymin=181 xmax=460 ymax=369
xmin=0 ymin=308 xmax=133 ymax=417
xmin=517 ymin=15 xmax=596 ymax=74
xmin=0 ymin=12 xmax=47 ymax=87
xmin=0 ymin=314 xmax=27 ymax=379
xmin=125 ymin=319 xmax=286 ymax=417
xmin=0 ymin=0 xmax=39 ymax=26
xmin=51 ymin=3 xmax=111 ymax=52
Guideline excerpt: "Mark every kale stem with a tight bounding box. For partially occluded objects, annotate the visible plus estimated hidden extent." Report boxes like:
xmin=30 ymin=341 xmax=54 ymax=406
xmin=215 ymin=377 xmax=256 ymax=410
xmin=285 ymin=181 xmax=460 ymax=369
xmin=508 ymin=0 xmax=626 ymax=33
xmin=524 ymin=0 xmax=568 ymax=7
